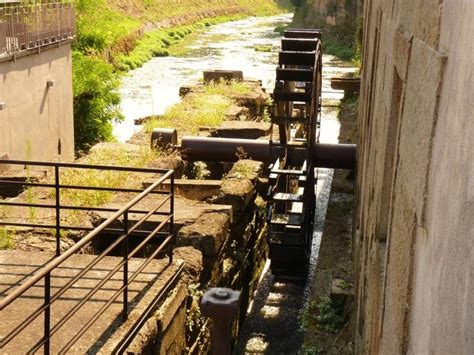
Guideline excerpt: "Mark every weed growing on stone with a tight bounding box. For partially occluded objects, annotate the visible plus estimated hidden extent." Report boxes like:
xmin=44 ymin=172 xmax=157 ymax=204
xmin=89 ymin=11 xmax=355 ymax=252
xmin=300 ymin=297 xmax=345 ymax=334
xmin=190 ymin=162 xmax=211 ymax=180
xmin=254 ymin=44 xmax=273 ymax=52
xmin=204 ymin=79 xmax=253 ymax=97
xmin=145 ymin=93 xmax=233 ymax=134
xmin=59 ymin=145 xmax=163 ymax=208
xmin=0 ymin=227 xmax=14 ymax=250
xmin=185 ymin=283 xmax=206 ymax=348
xmin=232 ymin=163 xmax=257 ymax=180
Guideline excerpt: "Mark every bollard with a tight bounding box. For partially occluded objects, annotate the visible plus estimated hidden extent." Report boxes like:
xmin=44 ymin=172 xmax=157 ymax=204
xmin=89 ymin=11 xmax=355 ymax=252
xmin=200 ymin=288 xmax=241 ymax=355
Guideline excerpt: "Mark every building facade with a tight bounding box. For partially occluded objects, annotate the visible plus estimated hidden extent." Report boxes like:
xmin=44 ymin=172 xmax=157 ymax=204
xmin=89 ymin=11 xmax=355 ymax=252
xmin=354 ymin=0 xmax=473 ymax=353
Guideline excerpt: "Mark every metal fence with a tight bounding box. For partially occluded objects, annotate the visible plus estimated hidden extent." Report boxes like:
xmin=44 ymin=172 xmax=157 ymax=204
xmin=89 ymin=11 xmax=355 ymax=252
xmin=0 ymin=1 xmax=75 ymax=56
xmin=0 ymin=159 xmax=177 ymax=353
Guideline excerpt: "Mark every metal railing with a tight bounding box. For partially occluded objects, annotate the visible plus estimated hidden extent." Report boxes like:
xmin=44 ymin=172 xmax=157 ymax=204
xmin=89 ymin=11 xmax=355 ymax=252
xmin=0 ymin=1 xmax=75 ymax=57
xmin=0 ymin=160 xmax=177 ymax=353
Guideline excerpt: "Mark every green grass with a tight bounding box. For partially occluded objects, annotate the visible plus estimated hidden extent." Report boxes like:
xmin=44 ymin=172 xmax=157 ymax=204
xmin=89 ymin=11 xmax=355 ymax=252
xmin=145 ymin=80 xmax=254 ymax=134
xmin=59 ymin=145 xmax=164 ymax=207
xmin=145 ymin=93 xmax=233 ymax=134
xmin=0 ymin=227 xmax=14 ymax=250
xmin=204 ymin=79 xmax=253 ymax=96
xmin=77 ymin=0 xmax=294 ymax=57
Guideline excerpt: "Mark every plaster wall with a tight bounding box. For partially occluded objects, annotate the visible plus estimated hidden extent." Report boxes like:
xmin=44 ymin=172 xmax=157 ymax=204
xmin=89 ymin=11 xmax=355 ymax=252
xmin=0 ymin=44 xmax=74 ymax=163
xmin=354 ymin=0 xmax=473 ymax=353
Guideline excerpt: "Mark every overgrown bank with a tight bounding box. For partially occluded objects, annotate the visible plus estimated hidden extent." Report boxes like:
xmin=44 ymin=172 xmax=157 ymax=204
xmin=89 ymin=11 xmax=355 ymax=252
xmin=292 ymin=0 xmax=361 ymax=62
xmin=73 ymin=0 xmax=293 ymax=151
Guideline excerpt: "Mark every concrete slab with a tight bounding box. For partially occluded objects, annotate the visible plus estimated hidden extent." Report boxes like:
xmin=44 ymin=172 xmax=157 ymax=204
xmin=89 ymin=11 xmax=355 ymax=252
xmin=0 ymin=250 xmax=185 ymax=353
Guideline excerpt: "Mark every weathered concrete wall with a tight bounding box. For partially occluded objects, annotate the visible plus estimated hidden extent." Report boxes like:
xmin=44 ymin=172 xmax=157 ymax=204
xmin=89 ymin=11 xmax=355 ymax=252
xmin=0 ymin=44 xmax=74 ymax=162
xmin=354 ymin=0 xmax=473 ymax=353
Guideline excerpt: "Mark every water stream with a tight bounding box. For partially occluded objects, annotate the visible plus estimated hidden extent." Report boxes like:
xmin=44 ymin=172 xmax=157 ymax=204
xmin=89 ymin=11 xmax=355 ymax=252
xmin=115 ymin=13 xmax=294 ymax=142
xmin=116 ymin=13 xmax=357 ymax=352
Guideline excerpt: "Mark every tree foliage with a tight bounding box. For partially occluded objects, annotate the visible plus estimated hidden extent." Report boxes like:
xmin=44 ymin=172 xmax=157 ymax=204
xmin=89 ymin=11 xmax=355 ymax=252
xmin=72 ymin=51 xmax=123 ymax=151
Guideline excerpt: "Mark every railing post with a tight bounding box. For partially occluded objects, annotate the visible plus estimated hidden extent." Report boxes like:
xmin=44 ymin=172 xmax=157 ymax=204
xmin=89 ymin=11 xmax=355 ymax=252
xmin=200 ymin=288 xmax=241 ymax=355
xmin=44 ymin=272 xmax=51 ymax=355
xmin=169 ymin=173 xmax=174 ymax=264
xmin=54 ymin=165 xmax=60 ymax=256
xmin=122 ymin=211 xmax=129 ymax=322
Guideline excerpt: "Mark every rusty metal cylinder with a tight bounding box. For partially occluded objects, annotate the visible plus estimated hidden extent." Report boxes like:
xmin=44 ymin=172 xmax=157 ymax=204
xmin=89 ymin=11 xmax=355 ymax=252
xmin=150 ymin=128 xmax=178 ymax=149
xmin=200 ymin=288 xmax=241 ymax=355
xmin=181 ymin=136 xmax=271 ymax=162
xmin=314 ymin=143 xmax=357 ymax=170
xmin=180 ymin=136 xmax=356 ymax=169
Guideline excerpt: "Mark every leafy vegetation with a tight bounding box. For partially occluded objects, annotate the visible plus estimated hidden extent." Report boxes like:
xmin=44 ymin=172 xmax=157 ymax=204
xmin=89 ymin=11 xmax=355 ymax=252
xmin=300 ymin=297 xmax=345 ymax=334
xmin=72 ymin=52 xmax=123 ymax=151
xmin=323 ymin=40 xmax=355 ymax=61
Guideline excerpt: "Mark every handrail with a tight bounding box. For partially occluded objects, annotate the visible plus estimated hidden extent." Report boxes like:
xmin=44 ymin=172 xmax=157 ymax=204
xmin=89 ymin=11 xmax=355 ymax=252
xmin=0 ymin=169 xmax=173 ymax=311
xmin=0 ymin=159 xmax=172 ymax=256
xmin=0 ymin=159 xmax=177 ymax=353
xmin=0 ymin=2 xmax=76 ymax=57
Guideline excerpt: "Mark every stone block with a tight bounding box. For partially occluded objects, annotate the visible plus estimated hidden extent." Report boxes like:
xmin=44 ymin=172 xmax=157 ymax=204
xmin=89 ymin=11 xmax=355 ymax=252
xmin=203 ymin=70 xmax=243 ymax=83
xmin=210 ymin=121 xmax=272 ymax=140
xmin=330 ymin=278 xmax=354 ymax=307
xmin=176 ymin=212 xmax=230 ymax=258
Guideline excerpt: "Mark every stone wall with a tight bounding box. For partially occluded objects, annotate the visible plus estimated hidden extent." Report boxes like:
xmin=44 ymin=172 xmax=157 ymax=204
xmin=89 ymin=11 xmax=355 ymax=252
xmin=354 ymin=0 xmax=473 ymax=353
xmin=0 ymin=44 xmax=75 ymax=163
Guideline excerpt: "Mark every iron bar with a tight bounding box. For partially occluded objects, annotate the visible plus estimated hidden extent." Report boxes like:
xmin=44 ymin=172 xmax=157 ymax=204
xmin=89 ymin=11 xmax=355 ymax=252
xmin=0 ymin=179 xmax=168 ymax=195
xmin=0 ymin=202 xmax=169 ymax=215
xmin=0 ymin=159 xmax=170 ymax=173
xmin=169 ymin=175 xmax=174 ymax=264
xmin=44 ymin=272 xmax=51 ymax=355
xmin=123 ymin=211 xmax=129 ymax=322
xmin=55 ymin=165 xmax=60 ymax=256
xmin=180 ymin=136 xmax=356 ymax=168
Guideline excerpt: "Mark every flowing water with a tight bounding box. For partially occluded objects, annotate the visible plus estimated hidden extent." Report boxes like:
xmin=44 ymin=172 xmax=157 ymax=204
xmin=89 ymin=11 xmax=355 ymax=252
xmin=116 ymin=13 xmax=357 ymax=352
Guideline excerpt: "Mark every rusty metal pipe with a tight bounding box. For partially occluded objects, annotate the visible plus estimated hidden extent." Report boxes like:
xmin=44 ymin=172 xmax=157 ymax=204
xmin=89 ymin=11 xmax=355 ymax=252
xmin=180 ymin=136 xmax=356 ymax=169
xmin=314 ymin=143 xmax=357 ymax=170
xmin=181 ymin=136 xmax=273 ymax=162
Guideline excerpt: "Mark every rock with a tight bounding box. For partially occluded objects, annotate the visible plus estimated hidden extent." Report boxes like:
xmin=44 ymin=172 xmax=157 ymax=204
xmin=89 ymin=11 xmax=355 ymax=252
xmin=330 ymin=278 xmax=354 ymax=307
xmin=210 ymin=121 xmax=272 ymax=140
xmin=176 ymin=212 xmax=230 ymax=258
xmin=210 ymin=160 xmax=262 ymax=220
xmin=174 ymin=246 xmax=203 ymax=283
xmin=143 ymin=179 xmax=222 ymax=201
xmin=203 ymin=70 xmax=243 ymax=83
